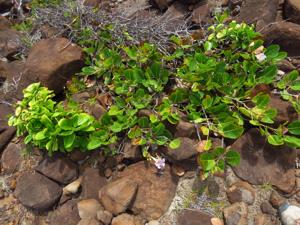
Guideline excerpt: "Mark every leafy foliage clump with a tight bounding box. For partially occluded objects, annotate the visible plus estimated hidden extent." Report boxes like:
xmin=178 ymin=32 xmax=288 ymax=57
xmin=10 ymin=16 xmax=300 ymax=176
xmin=8 ymin=83 xmax=102 ymax=155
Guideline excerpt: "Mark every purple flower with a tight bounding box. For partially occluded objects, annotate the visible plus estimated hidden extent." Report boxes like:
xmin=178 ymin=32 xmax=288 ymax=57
xmin=154 ymin=157 xmax=166 ymax=170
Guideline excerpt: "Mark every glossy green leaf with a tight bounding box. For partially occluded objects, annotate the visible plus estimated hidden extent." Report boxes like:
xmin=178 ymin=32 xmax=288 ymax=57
xmin=199 ymin=153 xmax=216 ymax=171
xmin=220 ymin=123 xmax=244 ymax=139
xmin=225 ymin=150 xmax=240 ymax=166
xmin=284 ymin=135 xmax=300 ymax=148
xmin=169 ymin=138 xmax=181 ymax=149
xmin=267 ymin=135 xmax=284 ymax=146
xmin=64 ymin=133 xmax=75 ymax=149
xmin=87 ymin=137 xmax=102 ymax=150
xmin=288 ymin=121 xmax=300 ymax=135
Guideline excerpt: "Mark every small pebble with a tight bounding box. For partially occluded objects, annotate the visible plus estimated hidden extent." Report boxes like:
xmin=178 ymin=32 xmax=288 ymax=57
xmin=117 ymin=164 xmax=126 ymax=171
xmin=104 ymin=168 xmax=112 ymax=178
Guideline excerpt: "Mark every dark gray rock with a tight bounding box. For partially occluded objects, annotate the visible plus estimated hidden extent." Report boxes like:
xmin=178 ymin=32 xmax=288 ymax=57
xmin=1 ymin=142 xmax=22 ymax=174
xmin=232 ymin=129 xmax=296 ymax=193
xmin=21 ymin=38 xmax=84 ymax=94
xmin=35 ymin=156 xmax=78 ymax=184
xmin=14 ymin=172 xmax=62 ymax=211
xmin=237 ymin=0 xmax=279 ymax=26
xmin=49 ymin=200 xmax=80 ymax=225
xmin=284 ymin=0 xmax=300 ymax=24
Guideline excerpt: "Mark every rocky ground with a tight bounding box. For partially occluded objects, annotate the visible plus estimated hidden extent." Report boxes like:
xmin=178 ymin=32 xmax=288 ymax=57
xmin=1 ymin=0 xmax=300 ymax=225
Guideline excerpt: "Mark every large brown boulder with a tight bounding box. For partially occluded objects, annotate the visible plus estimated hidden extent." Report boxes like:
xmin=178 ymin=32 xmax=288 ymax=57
xmin=49 ymin=200 xmax=81 ymax=225
xmin=231 ymin=129 xmax=296 ymax=193
xmin=14 ymin=172 xmax=62 ymax=211
xmin=0 ymin=127 xmax=15 ymax=152
xmin=0 ymin=0 xmax=12 ymax=12
xmin=1 ymin=142 xmax=22 ymax=174
xmin=0 ymin=28 xmax=22 ymax=59
xmin=99 ymin=178 xmax=138 ymax=215
xmin=152 ymin=0 xmax=172 ymax=10
xmin=268 ymin=95 xmax=298 ymax=124
xmin=81 ymin=168 xmax=107 ymax=199
xmin=35 ymin=155 xmax=78 ymax=185
xmin=191 ymin=2 xmax=211 ymax=25
xmin=263 ymin=21 xmax=300 ymax=57
xmin=284 ymin=0 xmax=300 ymax=24
xmin=237 ymin=0 xmax=279 ymax=26
xmin=165 ymin=137 xmax=198 ymax=161
xmin=0 ymin=60 xmax=25 ymax=100
xmin=22 ymin=38 xmax=84 ymax=94
xmin=117 ymin=161 xmax=178 ymax=220
xmin=0 ymin=101 xmax=13 ymax=127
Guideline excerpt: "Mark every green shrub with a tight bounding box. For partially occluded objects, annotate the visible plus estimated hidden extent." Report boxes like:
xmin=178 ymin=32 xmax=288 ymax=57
xmin=79 ymin=18 xmax=300 ymax=176
xmin=8 ymin=83 xmax=103 ymax=155
xmin=10 ymin=17 xmax=300 ymax=177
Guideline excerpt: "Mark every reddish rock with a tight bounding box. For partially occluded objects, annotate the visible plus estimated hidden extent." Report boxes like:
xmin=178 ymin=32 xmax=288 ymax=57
xmin=165 ymin=137 xmax=198 ymax=161
xmin=0 ymin=127 xmax=15 ymax=152
xmin=49 ymin=200 xmax=80 ymax=225
xmin=35 ymin=156 xmax=78 ymax=185
xmin=81 ymin=168 xmax=107 ymax=199
xmin=174 ymin=120 xmax=196 ymax=138
xmin=237 ymin=0 xmax=279 ymax=25
xmin=1 ymin=142 xmax=22 ymax=174
xmin=39 ymin=24 xmax=60 ymax=39
xmin=99 ymin=178 xmax=138 ymax=215
xmin=269 ymin=95 xmax=298 ymax=123
xmin=226 ymin=181 xmax=255 ymax=205
xmin=0 ymin=103 xmax=13 ymax=127
xmin=78 ymin=218 xmax=102 ymax=225
xmin=0 ymin=16 xmax=11 ymax=30
xmin=83 ymin=0 xmax=101 ymax=7
xmin=223 ymin=202 xmax=248 ymax=225
xmin=0 ymin=28 xmax=22 ymax=59
xmin=22 ymin=38 xmax=84 ymax=94
xmin=254 ymin=214 xmax=281 ymax=225
xmin=284 ymin=0 xmax=300 ymax=24
xmin=177 ymin=209 xmax=212 ymax=225
xmin=269 ymin=190 xmax=286 ymax=209
xmin=161 ymin=2 xmax=189 ymax=32
xmin=77 ymin=199 xmax=103 ymax=219
xmin=232 ymin=129 xmax=296 ymax=193
xmin=97 ymin=209 xmax=113 ymax=225
xmin=111 ymin=214 xmax=144 ymax=225
xmin=122 ymin=142 xmax=142 ymax=161
xmin=153 ymin=0 xmax=172 ymax=10
xmin=14 ymin=172 xmax=62 ymax=211
xmin=237 ymin=0 xmax=279 ymax=26
xmin=191 ymin=2 xmax=211 ymax=25
xmin=117 ymin=161 xmax=178 ymax=220
xmin=0 ymin=60 xmax=25 ymax=100
xmin=263 ymin=21 xmax=300 ymax=56
xmin=260 ymin=201 xmax=276 ymax=215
